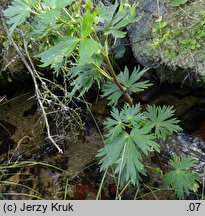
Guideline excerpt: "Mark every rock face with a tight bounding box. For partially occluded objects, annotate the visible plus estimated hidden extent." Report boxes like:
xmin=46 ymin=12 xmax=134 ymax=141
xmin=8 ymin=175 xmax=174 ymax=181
xmin=160 ymin=132 xmax=205 ymax=177
xmin=128 ymin=0 xmax=205 ymax=83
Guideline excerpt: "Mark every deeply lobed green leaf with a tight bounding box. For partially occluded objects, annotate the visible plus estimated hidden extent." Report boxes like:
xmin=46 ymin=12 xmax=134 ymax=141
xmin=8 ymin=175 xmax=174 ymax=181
xmin=169 ymin=155 xmax=197 ymax=171
xmin=68 ymin=63 xmax=101 ymax=98
xmin=97 ymin=104 xmax=160 ymax=186
xmin=144 ymin=105 xmax=182 ymax=140
xmin=96 ymin=1 xmax=141 ymax=38
xmin=164 ymin=156 xmax=200 ymax=199
xmin=102 ymin=66 xmax=151 ymax=105
xmin=4 ymin=0 xmax=34 ymax=34
xmin=38 ymin=9 xmax=61 ymax=25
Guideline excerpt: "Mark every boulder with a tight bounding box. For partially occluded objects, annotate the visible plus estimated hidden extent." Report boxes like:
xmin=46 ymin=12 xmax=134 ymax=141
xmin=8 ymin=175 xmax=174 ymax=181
xmin=128 ymin=0 xmax=205 ymax=84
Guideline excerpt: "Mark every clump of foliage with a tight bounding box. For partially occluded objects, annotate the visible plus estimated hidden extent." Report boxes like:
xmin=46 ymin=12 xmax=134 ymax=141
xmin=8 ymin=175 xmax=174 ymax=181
xmin=3 ymin=0 xmax=200 ymax=199
xmin=97 ymin=104 xmax=160 ymax=186
xmin=164 ymin=156 xmax=200 ymax=199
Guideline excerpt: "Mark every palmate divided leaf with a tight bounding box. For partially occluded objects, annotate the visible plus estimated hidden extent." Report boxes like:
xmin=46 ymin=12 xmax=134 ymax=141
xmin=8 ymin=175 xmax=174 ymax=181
xmin=38 ymin=9 xmax=61 ymax=25
xmin=4 ymin=0 xmax=75 ymax=35
xmin=68 ymin=64 xmax=101 ymax=98
xmin=97 ymin=104 xmax=160 ymax=186
xmin=96 ymin=1 xmax=141 ymax=38
xmin=102 ymin=66 xmax=151 ymax=105
xmin=3 ymin=0 xmax=35 ymax=34
xmin=103 ymin=107 xmax=125 ymax=141
xmin=42 ymin=0 xmax=74 ymax=9
xmin=104 ymin=104 xmax=144 ymax=139
xmin=121 ymin=103 xmax=146 ymax=127
xmin=144 ymin=105 xmax=182 ymax=140
xmin=34 ymin=0 xmax=75 ymax=35
xmin=164 ymin=156 xmax=200 ymax=199
xmin=98 ymin=132 xmax=146 ymax=186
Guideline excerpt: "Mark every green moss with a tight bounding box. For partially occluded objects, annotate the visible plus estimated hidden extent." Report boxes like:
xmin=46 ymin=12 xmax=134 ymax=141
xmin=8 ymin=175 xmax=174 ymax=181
xmin=156 ymin=1 xmax=205 ymax=73
xmin=152 ymin=11 xmax=205 ymax=59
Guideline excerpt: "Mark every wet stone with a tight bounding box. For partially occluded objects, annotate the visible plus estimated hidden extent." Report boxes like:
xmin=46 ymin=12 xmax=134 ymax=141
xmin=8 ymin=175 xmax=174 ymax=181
xmin=160 ymin=132 xmax=205 ymax=177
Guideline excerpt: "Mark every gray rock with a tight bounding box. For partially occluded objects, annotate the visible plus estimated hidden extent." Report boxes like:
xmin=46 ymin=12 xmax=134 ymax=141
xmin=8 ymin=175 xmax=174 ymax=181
xmin=128 ymin=0 xmax=205 ymax=84
xmin=160 ymin=133 xmax=205 ymax=177
xmin=128 ymin=0 xmax=165 ymax=68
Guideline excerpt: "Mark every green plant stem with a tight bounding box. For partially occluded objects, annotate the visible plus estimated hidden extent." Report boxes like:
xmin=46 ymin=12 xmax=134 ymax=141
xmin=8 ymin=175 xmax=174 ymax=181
xmin=104 ymin=53 xmax=133 ymax=107
xmin=63 ymin=8 xmax=76 ymax=23
xmin=96 ymin=168 xmax=108 ymax=200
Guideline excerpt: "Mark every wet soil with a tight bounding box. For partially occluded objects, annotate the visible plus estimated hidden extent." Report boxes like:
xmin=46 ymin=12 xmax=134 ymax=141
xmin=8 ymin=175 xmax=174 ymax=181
xmin=0 ymin=92 xmax=104 ymax=199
